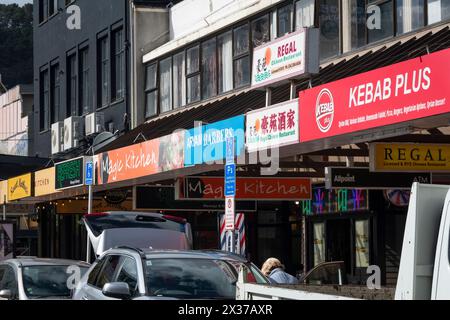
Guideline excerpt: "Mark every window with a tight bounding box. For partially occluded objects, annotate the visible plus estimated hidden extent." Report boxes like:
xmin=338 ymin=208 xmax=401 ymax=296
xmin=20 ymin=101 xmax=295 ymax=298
xmin=186 ymin=45 xmax=200 ymax=104
xmin=350 ymin=0 xmax=367 ymax=49
xmin=218 ymin=31 xmax=233 ymax=94
xmin=98 ymin=37 xmax=109 ymax=108
xmin=96 ymin=255 xmax=121 ymax=289
xmin=252 ymin=14 xmax=270 ymax=47
xmin=278 ymin=4 xmax=293 ymax=37
xmin=49 ymin=0 xmax=57 ymax=17
xmin=40 ymin=69 xmax=50 ymax=131
xmin=145 ymin=63 xmax=158 ymax=118
xmin=319 ymin=0 xmax=341 ymax=60
xmin=173 ymin=52 xmax=186 ymax=108
xmin=39 ymin=0 xmax=48 ymax=23
xmin=87 ymin=259 xmax=105 ymax=287
xmin=0 ymin=266 xmax=18 ymax=299
xmin=428 ymin=0 xmax=450 ymax=24
xmin=159 ymin=57 xmax=172 ymax=113
xmin=367 ymin=0 xmax=394 ymax=43
xmin=112 ymin=28 xmax=125 ymax=102
xmin=201 ymin=38 xmax=217 ymax=100
xmin=79 ymin=48 xmax=89 ymax=115
xmin=397 ymin=0 xmax=425 ymax=35
xmin=67 ymin=54 xmax=77 ymax=117
xmin=295 ymin=0 xmax=316 ymax=29
xmin=115 ymin=257 xmax=139 ymax=296
xmin=50 ymin=64 xmax=60 ymax=123
xmin=233 ymin=24 xmax=250 ymax=88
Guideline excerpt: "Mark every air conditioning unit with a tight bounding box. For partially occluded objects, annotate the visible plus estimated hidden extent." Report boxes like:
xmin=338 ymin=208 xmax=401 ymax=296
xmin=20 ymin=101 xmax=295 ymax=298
xmin=51 ymin=122 xmax=64 ymax=155
xmin=64 ymin=116 xmax=83 ymax=151
xmin=85 ymin=112 xmax=105 ymax=136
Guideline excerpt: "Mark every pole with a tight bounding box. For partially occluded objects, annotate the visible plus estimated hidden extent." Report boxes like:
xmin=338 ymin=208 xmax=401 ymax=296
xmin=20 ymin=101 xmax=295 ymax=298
xmin=86 ymin=183 xmax=93 ymax=263
xmin=2 ymin=195 xmax=6 ymax=220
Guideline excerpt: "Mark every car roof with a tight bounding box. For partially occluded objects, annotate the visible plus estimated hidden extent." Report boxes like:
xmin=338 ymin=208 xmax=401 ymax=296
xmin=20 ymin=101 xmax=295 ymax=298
xmin=2 ymin=258 xmax=90 ymax=268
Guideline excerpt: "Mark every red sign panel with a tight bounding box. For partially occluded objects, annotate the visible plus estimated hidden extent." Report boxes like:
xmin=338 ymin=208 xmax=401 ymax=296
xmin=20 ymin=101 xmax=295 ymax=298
xmin=299 ymin=48 xmax=450 ymax=142
xmin=177 ymin=177 xmax=311 ymax=200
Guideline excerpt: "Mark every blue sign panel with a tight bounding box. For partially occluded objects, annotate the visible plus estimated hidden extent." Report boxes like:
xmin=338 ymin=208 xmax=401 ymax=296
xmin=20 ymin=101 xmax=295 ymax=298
xmin=225 ymin=164 xmax=236 ymax=197
xmin=85 ymin=161 xmax=93 ymax=186
xmin=226 ymin=137 xmax=235 ymax=164
xmin=184 ymin=115 xmax=245 ymax=166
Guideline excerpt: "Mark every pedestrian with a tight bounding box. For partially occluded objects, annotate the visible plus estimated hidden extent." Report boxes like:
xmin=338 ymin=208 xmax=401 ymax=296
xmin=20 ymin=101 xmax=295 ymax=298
xmin=261 ymin=258 xmax=299 ymax=284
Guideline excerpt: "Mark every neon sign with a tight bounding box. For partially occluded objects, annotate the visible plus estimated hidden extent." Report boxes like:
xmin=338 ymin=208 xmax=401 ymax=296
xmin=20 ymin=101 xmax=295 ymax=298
xmin=302 ymin=188 xmax=369 ymax=215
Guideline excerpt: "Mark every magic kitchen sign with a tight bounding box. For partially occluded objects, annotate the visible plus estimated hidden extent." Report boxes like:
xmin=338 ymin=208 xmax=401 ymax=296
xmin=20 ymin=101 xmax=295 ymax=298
xmin=7 ymin=173 xmax=32 ymax=201
xmin=176 ymin=176 xmax=311 ymax=200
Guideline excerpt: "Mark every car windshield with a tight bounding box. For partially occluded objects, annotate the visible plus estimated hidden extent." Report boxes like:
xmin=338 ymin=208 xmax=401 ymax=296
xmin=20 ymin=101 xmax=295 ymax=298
xmin=145 ymin=258 xmax=261 ymax=299
xmin=22 ymin=265 xmax=88 ymax=299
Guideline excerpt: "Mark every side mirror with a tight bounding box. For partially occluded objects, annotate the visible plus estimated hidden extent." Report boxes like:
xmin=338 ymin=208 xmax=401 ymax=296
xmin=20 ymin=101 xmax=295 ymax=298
xmin=102 ymin=282 xmax=131 ymax=300
xmin=0 ymin=290 xmax=13 ymax=300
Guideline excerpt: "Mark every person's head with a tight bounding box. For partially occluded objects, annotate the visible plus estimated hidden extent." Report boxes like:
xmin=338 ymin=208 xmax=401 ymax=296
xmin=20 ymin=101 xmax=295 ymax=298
xmin=261 ymin=258 xmax=284 ymax=276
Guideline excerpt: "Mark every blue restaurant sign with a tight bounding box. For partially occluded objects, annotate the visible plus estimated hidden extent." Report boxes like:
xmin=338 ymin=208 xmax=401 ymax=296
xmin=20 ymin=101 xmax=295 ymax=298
xmin=184 ymin=115 xmax=245 ymax=166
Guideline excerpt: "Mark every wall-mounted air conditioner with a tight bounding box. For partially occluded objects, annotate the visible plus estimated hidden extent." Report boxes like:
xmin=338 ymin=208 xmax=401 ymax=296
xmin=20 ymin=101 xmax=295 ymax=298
xmin=51 ymin=121 xmax=64 ymax=155
xmin=63 ymin=116 xmax=83 ymax=151
xmin=85 ymin=112 xmax=105 ymax=136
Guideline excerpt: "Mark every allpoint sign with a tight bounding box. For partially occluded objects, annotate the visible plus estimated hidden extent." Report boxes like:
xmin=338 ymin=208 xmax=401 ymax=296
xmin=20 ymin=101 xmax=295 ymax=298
xmin=299 ymin=48 xmax=450 ymax=142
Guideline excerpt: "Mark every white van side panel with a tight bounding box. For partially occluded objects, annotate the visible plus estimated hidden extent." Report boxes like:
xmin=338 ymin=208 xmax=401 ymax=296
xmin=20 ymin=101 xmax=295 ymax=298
xmin=431 ymin=190 xmax=450 ymax=299
xmin=395 ymin=183 xmax=449 ymax=300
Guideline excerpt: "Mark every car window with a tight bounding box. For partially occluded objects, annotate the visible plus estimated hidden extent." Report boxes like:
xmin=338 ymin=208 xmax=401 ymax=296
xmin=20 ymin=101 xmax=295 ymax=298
xmin=87 ymin=259 xmax=106 ymax=287
xmin=0 ymin=266 xmax=6 ymax=284
xmin=95 ymin=255 xmax=121 ymax=289
xmin=115 ymin=256 xmax=139 ymax=296
xmin=303 ymin=262 xmax=345 ymax=285
xmin=0 ymin=266 xmax=18 ymax=298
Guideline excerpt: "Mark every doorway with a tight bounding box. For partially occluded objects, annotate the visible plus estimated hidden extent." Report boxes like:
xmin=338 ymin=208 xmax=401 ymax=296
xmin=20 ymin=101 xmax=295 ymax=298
xmin=326 ymin=219 xmax=352 ymax=274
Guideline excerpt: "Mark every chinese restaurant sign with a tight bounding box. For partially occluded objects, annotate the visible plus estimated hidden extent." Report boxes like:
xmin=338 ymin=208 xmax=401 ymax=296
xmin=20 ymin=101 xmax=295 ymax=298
xmin=35 ymin=167 xmax=59 ymax=197
xmin=55 ymin=157 xmax=84 ymax=190
xmin=176 ymin=176 xmax=311 ymax=200
xmin=370 ymin=143 xmax=450 ymax=172
xmin=184 ymin=115 xmax=245 ymax=166
xmin=7 ymin=173 xmax=32 ymax=201
xmin=299 ymin=48 xmax=450 ymax=142
xmin=252 ymin=29 xmax=306 ymax=88
xmin=301 ymin=187 xmax=369 ymax=215
xmin=246 ymin=99 xmax=299 ymax=152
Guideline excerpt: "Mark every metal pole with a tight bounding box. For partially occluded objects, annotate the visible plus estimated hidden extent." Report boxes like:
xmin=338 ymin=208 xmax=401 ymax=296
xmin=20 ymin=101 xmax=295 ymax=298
xmin=2 ymin=195 xmax=6 ymax=220
xmin=86 ymin=184 xmax=93 ymax=262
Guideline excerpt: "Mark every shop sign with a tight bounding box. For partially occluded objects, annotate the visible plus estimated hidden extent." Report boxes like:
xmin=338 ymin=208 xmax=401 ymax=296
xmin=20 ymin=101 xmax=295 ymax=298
xmin=370 ymin=143 xmax=450 ymax=172
xmin=7 ymin=173 xmax=32 ymax=201
xmin=184 ymin=115 xmax=245 ymax=166
xmin=176 ymin=176 xmax=311 ymax=200
xmin=55 ymin=157 xmax=84 ymax=190
xmin=35 ymin=167 xmax=59 ymax=197
xmin=0 ymin=180 xmax=7 ymax=204
xmin=301 ymin=187 xmax=369 ymax=215
xmin=325 ymin=167 xmax=431 ymax=189
xmin=299 ymin=48 xmax=450 ymax=142
xmin=252 ymin=29 xmax=308 ymax=88
xmin=246 ymin=99 xmax=299 ymax=152
xmin=158 ymin=131 xmax=185 ymax=172
xmin=134 ymin=186 xmax=256 ymax=212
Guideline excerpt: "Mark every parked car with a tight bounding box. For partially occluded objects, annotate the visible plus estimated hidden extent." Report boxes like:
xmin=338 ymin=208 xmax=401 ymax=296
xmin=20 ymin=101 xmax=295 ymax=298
xmin=300 ymin=261 xmax=347 ymax=285
xmin=82 ymin=211 xmax=193 ymax=257
xmin=0 ymin=257 xmax=90 ymax=300
xmin=73 ymin=247 xmax=269 ymax=300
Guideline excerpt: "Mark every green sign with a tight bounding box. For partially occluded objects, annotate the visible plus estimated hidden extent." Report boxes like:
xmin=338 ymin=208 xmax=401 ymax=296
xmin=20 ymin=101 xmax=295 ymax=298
xmin=55 ymin=157 xmax=84 ymax=190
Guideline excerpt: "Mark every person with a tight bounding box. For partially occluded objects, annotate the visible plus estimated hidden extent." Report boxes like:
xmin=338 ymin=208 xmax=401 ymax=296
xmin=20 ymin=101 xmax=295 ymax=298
xmin=261 ymin=258 xmax=299 ymax=284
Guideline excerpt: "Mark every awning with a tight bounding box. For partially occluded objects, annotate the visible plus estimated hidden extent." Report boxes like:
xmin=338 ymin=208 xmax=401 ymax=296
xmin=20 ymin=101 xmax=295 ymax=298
xmin=0 ymin=155 xmax=50 ymax=180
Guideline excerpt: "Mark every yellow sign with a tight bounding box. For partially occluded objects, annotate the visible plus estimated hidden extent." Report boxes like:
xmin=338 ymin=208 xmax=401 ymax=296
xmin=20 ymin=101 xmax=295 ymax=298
xmin=7 ymin=173 xmax=32 ymax=201
xmin=0 ymin=180 xmax=8 ymax=204
xmin=370 ymin=143 xmax=450 ymax=172
xmin=35 ymin=167 xmax=59 ymax=197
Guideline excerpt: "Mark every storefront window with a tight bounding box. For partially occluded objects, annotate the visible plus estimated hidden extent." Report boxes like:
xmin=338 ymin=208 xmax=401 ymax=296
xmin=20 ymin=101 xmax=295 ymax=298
xmin=277 ymin=4 xmax=293 ymax=37
xmin=428 ymin=0 xmax=450 ymax=24
xmin=252 ymin=14 xmax=270 ymax=47
xmin=173 ymin=52 xmax=185 ymax=109
xmin=350 ymin=0 xmax=367 ymax=49
xmin=159 ymin=57 xmax=172 ymax=113
xmin=233 ymin=24 xmax=250 ymax=88
xmin=319 ymin=0 xmax=340 ymax=60
xmin=187 ymin=45 xmax=200 ymax=104
xmin=295 ymin=0 xmax=315 ymax=29
xmin=218 ymin=31 xmax=233 ymax=94
xmin=201 ymin=38 xmax=217 ymax=99
xmin=368 ymin=0 xmax=394 ymax=43
xmin=145 ymin=63 xmax=157 ymax=118
xmin=313 ymin=222 xmax=325 ymax=267
xmin=355 ymin=220 xmax=370 ymax=268
xmin=397 ymin=0 xmax=425 ymax=34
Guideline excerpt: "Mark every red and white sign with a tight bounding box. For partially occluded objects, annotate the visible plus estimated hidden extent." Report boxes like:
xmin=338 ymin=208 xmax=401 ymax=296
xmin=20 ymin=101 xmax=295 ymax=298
xmin=225 ymin=196 xmax=235 ymax=231
xmin=299 ymin=48 xmax=450 ymax=142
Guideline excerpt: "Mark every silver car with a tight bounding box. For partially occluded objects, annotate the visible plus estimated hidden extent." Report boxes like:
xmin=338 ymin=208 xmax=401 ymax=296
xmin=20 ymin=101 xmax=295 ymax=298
xmin=0 ymin=257 xmax=90 ymax=300
xmin=73 ymin=248 xmax=269 ymax=300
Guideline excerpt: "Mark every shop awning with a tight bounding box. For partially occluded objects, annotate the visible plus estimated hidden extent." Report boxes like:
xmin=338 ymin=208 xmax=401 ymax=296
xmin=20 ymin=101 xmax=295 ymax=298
xmin=0 ymin=155 xmax=50 ymax=180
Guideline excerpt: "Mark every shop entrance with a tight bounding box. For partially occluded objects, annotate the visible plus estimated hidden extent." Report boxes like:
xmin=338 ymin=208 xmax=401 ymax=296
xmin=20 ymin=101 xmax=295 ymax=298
xmin=326 ymin=219 xmax=352 ymax=275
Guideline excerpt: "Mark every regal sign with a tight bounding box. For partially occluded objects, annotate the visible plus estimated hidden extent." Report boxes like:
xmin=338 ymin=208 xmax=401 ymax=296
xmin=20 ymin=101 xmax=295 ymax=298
xmin=299 ymin=48 xmax=450 ymax=142
xmin=176 ymin=176 xmax=311 ymax=200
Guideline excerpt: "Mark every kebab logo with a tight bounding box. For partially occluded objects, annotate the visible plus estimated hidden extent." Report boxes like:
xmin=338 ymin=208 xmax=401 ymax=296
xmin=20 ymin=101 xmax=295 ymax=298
xmin=315 ymin=88 xmax=335 ymax=133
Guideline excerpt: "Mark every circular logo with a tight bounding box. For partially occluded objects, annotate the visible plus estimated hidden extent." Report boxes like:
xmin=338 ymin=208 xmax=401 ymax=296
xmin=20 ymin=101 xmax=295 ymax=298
xmin=315 ymin=88 xmax=335 ymax=133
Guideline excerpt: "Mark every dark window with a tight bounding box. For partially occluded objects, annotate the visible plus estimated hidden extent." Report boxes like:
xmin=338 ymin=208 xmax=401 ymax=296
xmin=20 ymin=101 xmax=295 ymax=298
xmin=277 ymin=4 xmax=293 ymax=37
xmin=115 ymin=257 xmax=139 ymax=296
xmin=65 ymin=0 xmax=75 ymax=5
xmin=49 ymin=0 xmax=57 ymax=16
xmin=319 ymin=0 xmax=340 ymax=60
xmin=186 ymin=45 xmax=200 ymax=104
xmin=88 ymin=259 xmax=106 ymax=287
xmin=112 ymin=28 xmax=125 ymax=102
xmin=217 ymin=31 xmax=233 ymax=94
xmin=79 ymin=48 xmax=90 ymax=115
xmin=40 ymin=69 xmax=50 ymax=131
xmin=367 ymin=0 xmax=394 ymax=43
xmin=252 ymin=14 xmax=270 ymax=47
xmin=145 ymin=63 xmax=158 ymax=118
xmin=96 ymin=255 xmax=121 ymax=289
xmin=39 ymin=0 xmax=48 ymax=23
xmin=295 ymin=0 xmax=316 ymax=29
xmin=428 ymin=0 xmax=450 ymax=24
xmin=159 ymin=57 xmax=172 ymax=113
xmin=173 ymin=52 xmax=186 ymax=108
xmin=67 ymin=54 xmax=77 ymax=117
xmin=98 ymin=37 xmax=109 ymax=108
xmin=201 ymin=38 xmax=217 ymax=100
xmin=50 ymin=64 xmax=60 ymax=123
xmin=350 ymin=0 xmax=367 ymax=50
xmin=396 ymin=0 xmax=425 ymax=34
xmin=233 ymin=24 xmax=250 ymax=88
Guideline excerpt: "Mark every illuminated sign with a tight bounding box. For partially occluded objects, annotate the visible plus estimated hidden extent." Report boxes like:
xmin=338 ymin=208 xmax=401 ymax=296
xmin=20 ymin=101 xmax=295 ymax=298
xmin=55 ymin=157 xmax=84 ymax=190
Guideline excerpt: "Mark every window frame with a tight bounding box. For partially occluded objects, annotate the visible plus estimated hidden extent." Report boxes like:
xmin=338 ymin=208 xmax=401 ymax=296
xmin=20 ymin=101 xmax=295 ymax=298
xmin=185 ymin=44 xmax=201 ymax=105
xmin=97 ymin=34 xmax=110 ymax=109
xmin=66 ymin=52 xmax=78 ymax=117
xmin=111 ymin=26 xmax=125 ymax=103
xmin=144 ymin=62 xmax=159 ymax=119
xmin=50 ymin=62 xmax=60 ymax=124
xmin=39 ymin=67 xmax=50 ymax=133
xmin=78 ymin=46 xmax=90 ymax=116
xmin=113 ymin=255 xmax=141 ymax=297
xmin=232 ymin=23 xmax=251 ymax=89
